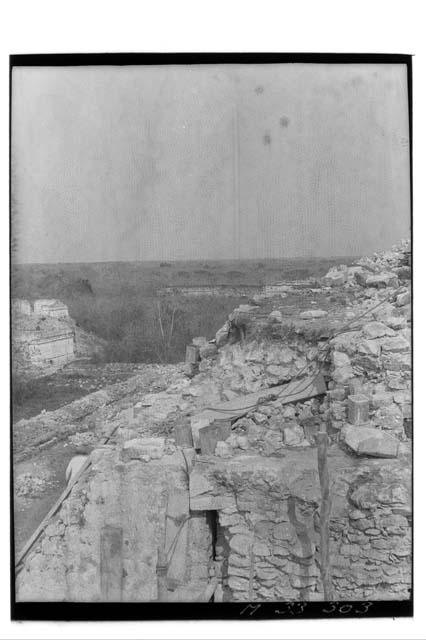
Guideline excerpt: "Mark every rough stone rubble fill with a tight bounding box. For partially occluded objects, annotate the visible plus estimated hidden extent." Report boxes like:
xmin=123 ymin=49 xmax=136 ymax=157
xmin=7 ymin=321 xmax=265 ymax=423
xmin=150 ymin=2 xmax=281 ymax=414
xmin=16 ymin=240 xmax=411 ymax=603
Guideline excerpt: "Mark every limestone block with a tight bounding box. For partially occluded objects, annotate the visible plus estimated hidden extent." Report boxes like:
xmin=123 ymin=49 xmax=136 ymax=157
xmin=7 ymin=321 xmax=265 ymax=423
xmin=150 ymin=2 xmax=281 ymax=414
xmin=253 ymin=542 xmax=271 ymax=556
xmin=328 ymin=387 xmax=347 ymax=401
xmin=363 ymin=321 xmax=395 ymax=339
xmin=357 ymin=339 xmax=381 ymax=356
xmin=199 ymin=343 xmax=218 ymax=359
xmin=342 ymin=425 xmax=399 ymax=458
xmin=236 ymin=435 xmax=249 ymax=450
xmin=199 ymin=420 xmax=232 ymax=455
xmin=324 ymin=269 xmax=347 ymax=287
xmin=371 ymin=392 xmax=394 ymax=409
xmin=374 ymin=404 xmax=404 ymax=434
xmin=300 ymin=309 xmax=328 ymax=319
xmin=365 ymin=273 xmax=399 ymax=288
xmin=354 ymin=270 xmax=370 ymax=287
xmin=273 ymin=522 xmax=297 ymax=542
xmin=185 ymin=345 xmax=200 ymax=364
xmin=381 ymin=353 xmax=411 ymax=372
xmin=215 ymin=441 xmax=233 ymax=458
xmin=283 ymin=424 xmax=305 ymax=447
xmin=380 ymin=336 xmax=410 ymax=353
xmin=190 ymin=414 xmax=212 ymax=449
xmin=121 ymin=437 xmax=165 ymax=462
xmin=333 ymin=366 xmax=354 ymax=385
xmin=348 ymin=378 xmax=364 ymax=395
xmin=347 ymin=394 xmax=369 ymax=425
xmin=268 ymin=310 xmax=283 ymax=323
xmin=266 ymin=364 xmax=291 ymax=380
xmin=385 ymin=316 xmax=407 ymax=330
xmin=229 ymin=534 xmax=252 ymax=556
xmin=396 ymin=291 xmax=410 ymax=307
xmin=332 ymin=351 xmax=351 ymax=368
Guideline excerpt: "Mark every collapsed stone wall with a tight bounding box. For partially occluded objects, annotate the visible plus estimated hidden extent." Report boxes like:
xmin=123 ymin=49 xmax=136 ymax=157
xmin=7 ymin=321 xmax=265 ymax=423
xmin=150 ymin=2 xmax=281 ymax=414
xmin=190 ymin=451 xmax=411 ymax=602
xmin=16 ymin=240 xmax=411 ymax=603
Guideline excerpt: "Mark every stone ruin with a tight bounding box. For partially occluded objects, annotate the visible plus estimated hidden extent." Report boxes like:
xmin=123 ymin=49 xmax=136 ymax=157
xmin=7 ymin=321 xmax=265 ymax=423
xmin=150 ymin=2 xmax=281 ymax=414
xmin=15 ymin=240 xmax=412 ymax=603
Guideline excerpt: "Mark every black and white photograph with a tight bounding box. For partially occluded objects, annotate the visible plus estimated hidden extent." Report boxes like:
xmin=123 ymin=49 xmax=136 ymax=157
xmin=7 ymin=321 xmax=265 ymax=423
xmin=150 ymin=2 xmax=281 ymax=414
xmin=10 ymin=54 xmax=412 ymax=620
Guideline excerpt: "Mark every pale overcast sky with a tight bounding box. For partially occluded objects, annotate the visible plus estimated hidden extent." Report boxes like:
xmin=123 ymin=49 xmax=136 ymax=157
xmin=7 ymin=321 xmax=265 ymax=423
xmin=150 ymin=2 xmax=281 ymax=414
xmin=12 ymin=63 xmax=410 ymax=263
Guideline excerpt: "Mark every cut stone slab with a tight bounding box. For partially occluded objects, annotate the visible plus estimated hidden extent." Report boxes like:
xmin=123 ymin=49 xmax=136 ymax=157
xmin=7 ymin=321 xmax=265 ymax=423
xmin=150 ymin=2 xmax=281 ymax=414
xmin=190 ymin=374 xmax=326 ymax=449
xmin=347 ymin=394 xmax=370 ymax=425
xmin=342 ymin=425 xmax=399 ymax=458
xmin=185 ymin=345 xmax=200 ymax=364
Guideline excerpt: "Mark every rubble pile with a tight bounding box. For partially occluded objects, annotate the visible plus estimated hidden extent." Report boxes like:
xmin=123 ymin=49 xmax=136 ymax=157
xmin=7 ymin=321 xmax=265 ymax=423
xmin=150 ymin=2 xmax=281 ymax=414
xmin=15 ymin=471 xmax=52 ymax=498
xmin=16 ymin=240 xmax=412 ymax=604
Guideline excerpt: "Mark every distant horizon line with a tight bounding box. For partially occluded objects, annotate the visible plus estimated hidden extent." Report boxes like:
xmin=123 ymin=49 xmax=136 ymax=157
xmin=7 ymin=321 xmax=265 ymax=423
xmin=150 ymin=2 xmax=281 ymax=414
xmin=12 ymin=255 xmax=361 ymax=267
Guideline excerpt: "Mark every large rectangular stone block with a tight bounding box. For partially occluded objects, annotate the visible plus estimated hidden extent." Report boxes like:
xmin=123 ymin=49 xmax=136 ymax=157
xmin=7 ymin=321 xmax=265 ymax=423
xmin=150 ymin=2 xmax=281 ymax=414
xmin=185 ymin=345 xmax=200 ymax=364
xmin=347 ymin=394 xmax=369 ymax=425
xmin=199 ymin=420 xmax=232 ymax=455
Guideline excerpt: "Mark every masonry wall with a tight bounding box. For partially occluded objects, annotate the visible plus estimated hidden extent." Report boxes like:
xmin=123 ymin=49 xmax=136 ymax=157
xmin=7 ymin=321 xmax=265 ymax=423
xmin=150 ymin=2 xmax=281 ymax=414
xmin=190 ymin=452 xmax=411 ymax=602
xmin=28 ymin=334 xmax=74 ymax=365
xmin=16 ymin=443 xmax=213 ymax=602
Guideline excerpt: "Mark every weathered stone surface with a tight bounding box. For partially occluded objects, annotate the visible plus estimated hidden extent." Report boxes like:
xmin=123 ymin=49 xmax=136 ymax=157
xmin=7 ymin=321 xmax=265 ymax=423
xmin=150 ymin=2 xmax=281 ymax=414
xmin=371 ymin=392 xmax=394 ymax=409
xmin=347 ymin=394 xmax=369 ymax=425
xmin=236 ymin=435 xmax=250 ymax=450
xmin=381 ymin=353 xmax=411 ymax=372
xmin=266 ymin=364 xmax=291 ymax=380
xmin=324 ymin=267 xmax=347 ymax=287
xmin=342 ymin=425 xmax=399 ymax=458
xmin=121 ymin=437 xmax=165 ymax=461
xmin=333 ymin=351 xmax=351 ymax=368
xmin=354 ymin=270 xmax=370 ymax=287
xmin=374 ymin=404 xmax=404 ymax=435
xmin=228 ymin=576 xmax=250 ymax=592
xmin=357 ymin=339 xmax=381 ymax=357
xmin=268 ymin=310 xmax=283 ymax=323
xmin=215 ymin=441 xmax=233 ymax=458
xmin=199 ymin=343 xmax=218 ymax=359
xmin=253 ymin=541 xmax=271 ymax=556
xmin=273 ymin=522 xmax=297 ymax=542
xmin=396 ymin=291 xmax=410 ymax=307
xmin=229 ymin=535 xmax=252 ymax=556
xmin=215 ymin=322 xmax=230 ymax=347
xmin=365 ymin=273 xmax=399 ymax=288
xmin=300 ymin=309 xmax=328 ymax=319
xmin=385 ymin=316 xmax=407 ymax=330
xmin=328 ymin=387 xmax=346 ymax=401
xmin=283 ymin=424 xmax=304 ymax=447
xmin=333 ymin=366 xmax=355 ymax=385
xmin=363 ymin=321 xmax=395 ymax=339
xmin=380 ymin=336 xmax=410 ymax=353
